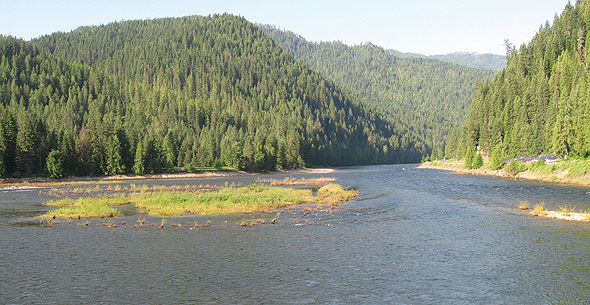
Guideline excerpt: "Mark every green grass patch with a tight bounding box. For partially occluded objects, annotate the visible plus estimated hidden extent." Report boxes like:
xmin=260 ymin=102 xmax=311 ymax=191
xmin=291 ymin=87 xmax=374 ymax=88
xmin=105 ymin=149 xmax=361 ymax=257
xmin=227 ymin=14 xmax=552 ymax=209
xmin=528 ymin=159 xmax=590 ymax=177
xmin=558 ymin=204 xmax=576 ymax=214
xmin=132 ymin=184 xmax=316 ymax=216
xmin=562 ymin=159 xmax=590 ymax=177
xmin=528 ymin=160 xmax=552 ymax=174
xmin=38 ymin=203 xmax=123 ymax=219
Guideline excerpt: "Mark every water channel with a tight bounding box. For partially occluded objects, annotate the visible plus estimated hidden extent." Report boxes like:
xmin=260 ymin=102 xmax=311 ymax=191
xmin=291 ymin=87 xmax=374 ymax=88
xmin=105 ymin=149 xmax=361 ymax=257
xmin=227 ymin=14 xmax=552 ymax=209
xmin=1 ymin=165 xmax=589 ymax=304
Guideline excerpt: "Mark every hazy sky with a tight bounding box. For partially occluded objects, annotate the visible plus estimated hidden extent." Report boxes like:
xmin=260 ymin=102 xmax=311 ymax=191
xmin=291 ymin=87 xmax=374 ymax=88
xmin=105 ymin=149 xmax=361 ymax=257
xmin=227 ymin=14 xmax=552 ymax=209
xmin=1 ymin=0 xmax=571 ymax=55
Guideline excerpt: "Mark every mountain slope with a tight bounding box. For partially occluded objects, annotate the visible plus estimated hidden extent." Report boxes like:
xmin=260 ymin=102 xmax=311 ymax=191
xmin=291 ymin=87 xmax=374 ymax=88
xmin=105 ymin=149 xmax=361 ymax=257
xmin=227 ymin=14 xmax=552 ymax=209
xmin=261 ymin=25 xmax=495 ymax=154
xmin=0 ymin=14 xmax=426 ymax=177
xmin=448 ymin=1 xmax=590 ymax=159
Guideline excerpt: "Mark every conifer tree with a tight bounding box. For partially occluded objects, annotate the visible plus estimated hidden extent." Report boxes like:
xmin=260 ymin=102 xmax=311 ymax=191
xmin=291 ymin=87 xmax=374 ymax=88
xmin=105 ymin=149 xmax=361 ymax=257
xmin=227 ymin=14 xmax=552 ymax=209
xmin=1 ymin=111 xmax=17 ymax=173
xmin=104 ymin=134 xmax=125 ymax=175
xmin=46 ymin=150 xmax=64 ymax=178
xmin=133 ymin=142 xmax=145 ymax=175
xmin=489 ymin=145 xmax=505 ymax=170
xmin=472 ymin=153 xmax=484 ymax=169
xmin=464 ymin=147 xmax=475 ymax=169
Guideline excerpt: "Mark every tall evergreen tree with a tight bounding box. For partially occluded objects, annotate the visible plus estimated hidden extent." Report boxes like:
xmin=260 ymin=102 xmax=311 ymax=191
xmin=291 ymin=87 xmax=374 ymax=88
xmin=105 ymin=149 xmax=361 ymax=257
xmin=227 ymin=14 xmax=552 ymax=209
xmin=133 ymin=141 xmax=145 ymax=175
xmin=104 ymin=134 xmax=125 ymax=175
xmin=1 ymin=110 xmax=17 ymax=173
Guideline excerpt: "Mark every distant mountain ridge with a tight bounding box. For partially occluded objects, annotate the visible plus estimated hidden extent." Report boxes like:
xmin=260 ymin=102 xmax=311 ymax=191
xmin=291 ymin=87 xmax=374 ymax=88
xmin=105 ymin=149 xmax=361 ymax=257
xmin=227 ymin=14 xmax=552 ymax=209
xmin=388 ymin=50 xmax=506 ymax=71
xmin=261 ymin=25 xmax=495 ymax=154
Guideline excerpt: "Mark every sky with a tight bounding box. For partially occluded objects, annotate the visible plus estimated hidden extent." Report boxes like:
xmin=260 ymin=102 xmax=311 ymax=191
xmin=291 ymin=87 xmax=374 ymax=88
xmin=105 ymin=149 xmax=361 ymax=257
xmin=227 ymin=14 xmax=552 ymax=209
xmin=0 ymin=0 xmax=572 ymax=56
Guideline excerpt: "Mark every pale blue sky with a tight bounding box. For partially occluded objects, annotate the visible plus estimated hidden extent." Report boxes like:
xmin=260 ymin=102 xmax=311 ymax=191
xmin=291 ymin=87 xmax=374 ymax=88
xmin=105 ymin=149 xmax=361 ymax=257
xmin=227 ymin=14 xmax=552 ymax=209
xmin=0 ymin=0 xmax=571 ymax=55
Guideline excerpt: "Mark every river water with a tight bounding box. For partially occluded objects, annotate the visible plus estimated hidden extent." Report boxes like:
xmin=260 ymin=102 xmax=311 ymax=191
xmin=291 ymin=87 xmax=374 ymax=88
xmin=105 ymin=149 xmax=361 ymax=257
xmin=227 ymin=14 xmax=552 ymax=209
xmin=0 ymin=165 xmax=589 ymax=304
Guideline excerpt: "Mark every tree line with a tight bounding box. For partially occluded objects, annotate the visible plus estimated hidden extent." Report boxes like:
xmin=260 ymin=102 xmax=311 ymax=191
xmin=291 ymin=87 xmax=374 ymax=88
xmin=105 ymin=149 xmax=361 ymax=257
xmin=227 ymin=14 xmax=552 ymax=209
xmin=0 ymin=14 xmax=423 ymax=177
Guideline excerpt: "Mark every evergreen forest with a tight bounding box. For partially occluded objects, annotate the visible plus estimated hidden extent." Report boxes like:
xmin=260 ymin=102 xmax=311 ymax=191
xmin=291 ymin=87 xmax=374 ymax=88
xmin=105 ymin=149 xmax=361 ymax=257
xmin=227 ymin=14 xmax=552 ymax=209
xmin=448 ymin=0 xmax=590 ymax=160
xmin=0 ymin=14 xmax=428 ymax=177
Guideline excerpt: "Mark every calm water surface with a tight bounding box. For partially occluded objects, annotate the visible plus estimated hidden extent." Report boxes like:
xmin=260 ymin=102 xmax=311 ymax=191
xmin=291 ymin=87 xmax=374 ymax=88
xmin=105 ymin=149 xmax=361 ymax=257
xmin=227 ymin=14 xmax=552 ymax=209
xmin=1 ymin=165 xmax=589 ymax=304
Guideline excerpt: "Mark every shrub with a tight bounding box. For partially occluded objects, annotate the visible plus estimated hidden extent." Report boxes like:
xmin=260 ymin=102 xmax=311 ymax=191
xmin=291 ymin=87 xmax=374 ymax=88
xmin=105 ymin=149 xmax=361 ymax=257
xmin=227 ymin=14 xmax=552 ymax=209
xmin=530 ymin=202 xmax=546 ymax=216
xmin=472 ymin=153 xmax=484 ymax=169
xmin=504 ymin=161 xmax=527 ymax=177
xmin=528 ymin=160 xmax=547 ymax=173
xmin=489 ymin=146 xmax=504 ymax=170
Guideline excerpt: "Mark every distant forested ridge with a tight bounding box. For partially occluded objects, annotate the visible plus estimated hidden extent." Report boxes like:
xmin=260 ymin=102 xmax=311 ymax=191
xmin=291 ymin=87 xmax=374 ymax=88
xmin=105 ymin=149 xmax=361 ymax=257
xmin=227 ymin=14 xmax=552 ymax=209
xmin=261 ymin=25 xmax=495 ymax=157
xmin=387 ymin=50 xmax=506 ymax=71
xmin=0 ymin=14 xmax=424 ymax=178
xmin=448 ymin=1 xmax=590 ymax=160
xmin=430 ymin=53 xmax=506 ymax=71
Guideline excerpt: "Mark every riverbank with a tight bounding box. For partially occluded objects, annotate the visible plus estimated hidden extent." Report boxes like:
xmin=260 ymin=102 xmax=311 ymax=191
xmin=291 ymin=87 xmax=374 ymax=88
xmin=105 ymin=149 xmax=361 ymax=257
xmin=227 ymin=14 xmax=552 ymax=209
xmin=421 ymin=161 xmax=590 ymax=223
xmin=419 ymin=160 xmax=590 ymax=186
xmin=0 ymin=168 xmax=336 ymax=187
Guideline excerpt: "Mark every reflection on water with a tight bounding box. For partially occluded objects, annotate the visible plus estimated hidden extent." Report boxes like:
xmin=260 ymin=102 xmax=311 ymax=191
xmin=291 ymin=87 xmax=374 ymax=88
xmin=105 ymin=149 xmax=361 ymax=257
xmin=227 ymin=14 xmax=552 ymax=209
xmin=1 ymin=165 xmax=589 ymax=304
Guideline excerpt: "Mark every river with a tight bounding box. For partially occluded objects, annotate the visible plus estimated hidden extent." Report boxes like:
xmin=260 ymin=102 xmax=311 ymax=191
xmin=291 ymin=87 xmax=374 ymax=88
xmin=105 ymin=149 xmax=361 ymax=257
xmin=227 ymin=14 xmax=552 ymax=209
xmin=1 ymin=165 xmax=589 ymax=304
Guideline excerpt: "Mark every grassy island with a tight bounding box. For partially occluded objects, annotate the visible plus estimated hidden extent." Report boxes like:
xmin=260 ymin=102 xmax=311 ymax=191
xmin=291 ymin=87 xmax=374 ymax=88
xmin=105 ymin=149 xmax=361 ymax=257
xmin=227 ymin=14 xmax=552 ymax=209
xmin=38 ymin=183 xmax=358 ymax=219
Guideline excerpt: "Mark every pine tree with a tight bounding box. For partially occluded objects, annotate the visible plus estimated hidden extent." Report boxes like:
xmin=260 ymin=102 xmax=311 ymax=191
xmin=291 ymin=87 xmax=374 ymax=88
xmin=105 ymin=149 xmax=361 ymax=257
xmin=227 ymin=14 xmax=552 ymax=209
xmin=133 ymin=141 xmax=145 ymax=175
xmin=0 ymin=155 xmax=5 ymax=178
xmin=1 ymin=110 xmax=17 ymax=173
xmin=464 ymin=147 xmax=475 ymax=169
xmin=16 ymin=112 xmax=39 ymax=174
xmin=162 ymin=131 xmax=176 ymax=170
xmin=46 ymin=150 xmax=64 ymax=178
xmin=104 ymin=134 xmax=125 ymax=175
xmin=489 ymin=145 xmax=505 ymax=170
xmin=472 ymin=153 xmax=484 ymax=169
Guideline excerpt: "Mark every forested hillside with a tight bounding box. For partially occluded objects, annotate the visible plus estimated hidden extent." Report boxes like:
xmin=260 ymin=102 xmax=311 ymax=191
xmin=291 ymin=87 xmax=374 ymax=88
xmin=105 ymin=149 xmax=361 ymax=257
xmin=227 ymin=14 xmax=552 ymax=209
xmin=0 ymin=14 xmax=425 ymax=178
xmin=261 ymin=26 xmax=495 ymax=156
xmin=448 ymin=1 xmax=590 ymax=160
